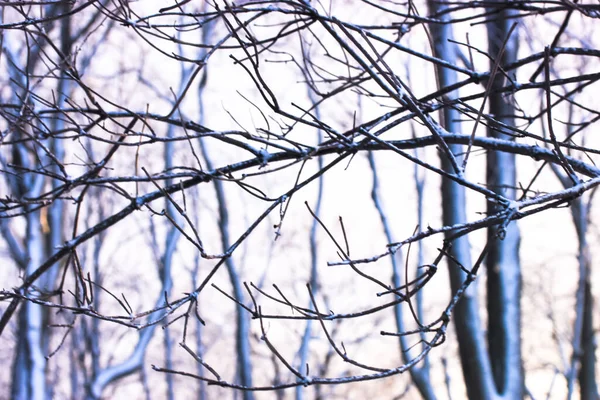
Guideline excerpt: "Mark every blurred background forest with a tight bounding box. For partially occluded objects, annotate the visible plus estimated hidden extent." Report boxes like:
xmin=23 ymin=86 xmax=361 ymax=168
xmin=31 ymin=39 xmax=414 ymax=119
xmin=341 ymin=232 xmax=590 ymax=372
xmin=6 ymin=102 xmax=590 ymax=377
xmin=1 ymin=0 xmax=600 ymax=399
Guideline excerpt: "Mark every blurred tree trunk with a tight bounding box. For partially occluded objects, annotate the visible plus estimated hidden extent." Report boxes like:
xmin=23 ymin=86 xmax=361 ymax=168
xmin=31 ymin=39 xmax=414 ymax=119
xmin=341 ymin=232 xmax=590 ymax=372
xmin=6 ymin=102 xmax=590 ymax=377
xmin=485 ymin=7 xmax=523 ymax=398
xmin=198 ymin=128 xmax=255 ymax=399
xmin=161 ymin=120 xmax=180 ymax=400
xmin=12 ymin=213 xmax=47 ymax=400
xmin=550 ymin=124 xmax=598 ymax=398
xmin=572 ymin=200 xmax=598 ymax=400
xmin=196 ymin=16 xmax=254 ymax=395
xmin=579 ymin=283 xmax=598 ymax=400
xmin=369 ymin=149 xmax=437 ymax=399
xmin=427 ymin=1 xmax=497 ymax=398
xmin=8 ymin=3 xmax=72 ymax=398
xmin=296 ymin=88 xmax=323 ymax=400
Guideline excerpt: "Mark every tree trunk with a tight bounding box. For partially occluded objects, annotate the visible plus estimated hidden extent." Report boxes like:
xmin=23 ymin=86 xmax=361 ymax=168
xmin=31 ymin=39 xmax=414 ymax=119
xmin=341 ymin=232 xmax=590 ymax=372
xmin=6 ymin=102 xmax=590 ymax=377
xmin=485 ymin=7 xmax=523 ymax=398
xmin=427 ymin=1 xmax=498 ymax=398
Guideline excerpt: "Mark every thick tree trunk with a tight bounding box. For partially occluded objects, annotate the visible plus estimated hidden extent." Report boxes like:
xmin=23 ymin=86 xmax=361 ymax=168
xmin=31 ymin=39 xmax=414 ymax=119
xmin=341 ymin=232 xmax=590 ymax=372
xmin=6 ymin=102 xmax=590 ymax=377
xmin=485 ymin=8 xmax=523 ymax=398
xmin=579 ymin=280 xmax=598 ymax=400
xmin=12 ymin=211 xmax=48 ymax=400
xmin=427 ymin=1 xmax=498 ymax=398
xmin=570 ymin=199 xmax=598 ymax=399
